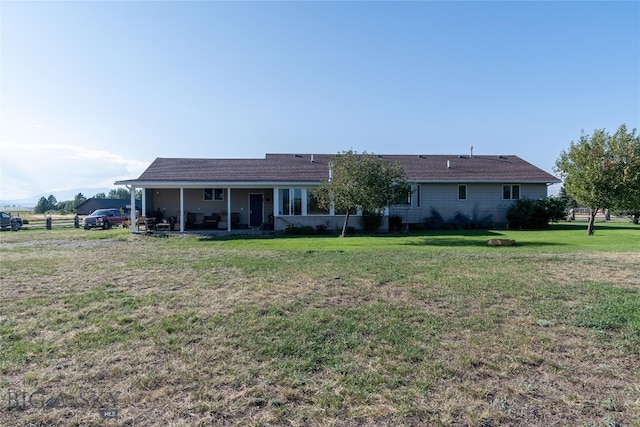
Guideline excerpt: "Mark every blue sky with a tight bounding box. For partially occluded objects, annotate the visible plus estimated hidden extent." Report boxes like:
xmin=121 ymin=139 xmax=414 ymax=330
xmin=1 ymin=1 xmax=638 ymax=202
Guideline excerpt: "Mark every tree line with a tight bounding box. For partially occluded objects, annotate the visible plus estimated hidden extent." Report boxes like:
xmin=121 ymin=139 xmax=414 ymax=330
xmin=33 ymin=188 xmax=141 ymax=214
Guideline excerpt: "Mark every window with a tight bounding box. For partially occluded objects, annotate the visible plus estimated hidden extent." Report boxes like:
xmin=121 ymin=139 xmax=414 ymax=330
xmin=279 ymin=188 xmax=303 ymax=215
xmin=503 ymin=185 xmax=520 ymax=200
xmin=416 ymin=184 xmax=421 ymax=208
xmin=308 ymin=192 xmax=329 ymax=215
xmin=278 ymin=189 xmax=290 ymax=215
xmin=458 ymin=184 xmax=467 ymax=200
xmin=204 ymin=188 xmax=224 ymax=201
xmin=396 ymin=190 xmax=412 ymax=206
xmin=292 ymin=189 xmax=302 ymax=215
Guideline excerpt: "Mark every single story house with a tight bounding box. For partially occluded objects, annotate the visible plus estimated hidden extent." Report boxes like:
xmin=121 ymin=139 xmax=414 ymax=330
xmin=76 ymin=198 xmax=142 ymax=216
xmin=115 ymin=153 xmax=560 ymax=233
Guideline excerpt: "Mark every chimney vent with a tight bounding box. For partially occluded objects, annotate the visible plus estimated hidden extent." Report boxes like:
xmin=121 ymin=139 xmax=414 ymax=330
xmin=447 ymin=160 xmax=451 ymax=169
xmin=470 ymin=146 xmax=474 ymax=157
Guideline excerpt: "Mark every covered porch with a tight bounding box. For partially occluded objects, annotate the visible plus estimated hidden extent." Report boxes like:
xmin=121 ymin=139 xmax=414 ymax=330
xmin=124 ymin=186 xmax=276 ymax=233
xmin=118 ymin=182 xmax=368 ymax=234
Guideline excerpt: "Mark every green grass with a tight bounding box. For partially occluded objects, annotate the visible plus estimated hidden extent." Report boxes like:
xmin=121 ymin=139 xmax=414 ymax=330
xmin=0 ymin=222 xmax=639 ymax=426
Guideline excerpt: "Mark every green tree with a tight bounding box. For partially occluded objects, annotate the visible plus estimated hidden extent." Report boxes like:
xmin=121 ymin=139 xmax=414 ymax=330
xmin=609 ymin=125 xmax=640 ymax=224
xmin=555 ymin=124 xmax=639 ymax=234
xmin=47 ymin=195 xmax=57 ymax=211
xmin=557 ymin=186 xmax=578 ymax=211
xmin=34 ymin=196 xmax=49 ymax=214
xmin=57 ymin=200 xmax=75 ymax=214
xmin=73 ymin=193 xmax=87 ymax=209
xmin=93 ymin=192 xmax=106 ymax=199
xmin=313 ymin=150 xmax=411 ymax=237
xmin=108 ymin=188 xmax=131 ymax=199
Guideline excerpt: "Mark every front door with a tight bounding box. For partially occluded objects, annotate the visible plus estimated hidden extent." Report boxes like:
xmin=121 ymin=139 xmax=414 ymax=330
xmin=249 ymin=194 xmax=263 ymax=228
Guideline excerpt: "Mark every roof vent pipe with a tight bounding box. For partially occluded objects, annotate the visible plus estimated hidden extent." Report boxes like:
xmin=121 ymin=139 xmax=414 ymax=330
xmin=470 ymin=146 xmax=474 ymax=157
xmin=447 ymin=160 xmax=451 ymax=169
xmin=311 ymin=154 xmax=314 ymax=163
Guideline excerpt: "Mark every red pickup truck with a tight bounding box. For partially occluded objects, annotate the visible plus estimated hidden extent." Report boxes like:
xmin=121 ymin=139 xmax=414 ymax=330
xmin=82 ymin=209 xmax=130 ymax=230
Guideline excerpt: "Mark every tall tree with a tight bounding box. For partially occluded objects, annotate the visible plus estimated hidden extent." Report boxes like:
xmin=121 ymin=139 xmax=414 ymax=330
xmin=93 ymin=192 xmax=106 ymax=199
xmin=609 ymin=125 xmax=640 ymax=224
xmin=313 ymin=150 xmax=411 ymax=237
xmin=46 ymin=195 xmax=58 ymax=211
xmin=73 ymin=193 xmax=87 ymax=209
xmin=555 ymin=124 xmax=639 ymax=234
xmin=557 ymin=186 xmax=578 ymax=211
xmin=34 ymin=197 xmax=49 ymax=214
xmin=108 ymin=188 xmax=131 ymax=199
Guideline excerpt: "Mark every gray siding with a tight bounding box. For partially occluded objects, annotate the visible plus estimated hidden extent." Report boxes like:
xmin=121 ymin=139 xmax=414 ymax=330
xmin=390 ymin=182 xmax=549 ymax=225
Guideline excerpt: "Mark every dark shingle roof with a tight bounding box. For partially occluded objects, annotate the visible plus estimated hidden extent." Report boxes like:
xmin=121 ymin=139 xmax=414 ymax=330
xmin=133 ymin=154 xmax=559 ymax=184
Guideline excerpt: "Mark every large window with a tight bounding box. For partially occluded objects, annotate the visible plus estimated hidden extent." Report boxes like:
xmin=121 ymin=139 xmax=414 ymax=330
xmin=307 ymin=192 xmax=329 ymax=215
xmin=279 ymin=188 xmax=303 ymax=215
xmin=292 ymin=189 xmax=302 ymax=215
xmin=278 ymin=189 xmax=290 ymax=215
xmin=503 ymin=185 xmax=520 ymax=200
xmin=458 ymin=184 xmax=467 ymax=200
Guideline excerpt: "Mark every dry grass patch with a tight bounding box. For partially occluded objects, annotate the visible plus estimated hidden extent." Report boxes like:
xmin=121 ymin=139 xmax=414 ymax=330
xmin=1 ymin=230 xmax=639 ymax=426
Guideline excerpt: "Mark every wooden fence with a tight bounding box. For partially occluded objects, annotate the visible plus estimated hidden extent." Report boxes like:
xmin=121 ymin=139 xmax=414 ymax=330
xmin=20 ymin=217 xmax=79 ymax=230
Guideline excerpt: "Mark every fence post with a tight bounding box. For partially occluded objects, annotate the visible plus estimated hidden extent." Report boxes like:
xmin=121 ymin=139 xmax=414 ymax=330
xmin=74 ymin=214 xmax=80 ymax=228
xmin=46 ymin=216 xmax=52 ymax=230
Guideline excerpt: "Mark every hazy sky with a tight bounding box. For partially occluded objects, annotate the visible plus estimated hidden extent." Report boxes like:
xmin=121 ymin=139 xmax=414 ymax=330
xmin=1 ymin=1 xmax=638 ymax=202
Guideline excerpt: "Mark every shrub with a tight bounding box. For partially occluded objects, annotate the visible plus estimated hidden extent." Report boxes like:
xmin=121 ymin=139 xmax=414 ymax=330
xmin=360 ymin=212 xmax=383 ymax=234
xmin=424 ymin=208 xmax=444 ymax=230
xmin=449 ymin=212 xmax=470 ymax=229
xmin=284 ymin=223 xmax=297 ymax=234
xmin=507 ymin=198 xmax=565 ymax=229
xmin=388 ymin=214 xmax=403 ymax=232
xmin=315 ymin=223 xmax=328 ymax=234
xmin=298 ymin=226 xmax=315 ymax=235
xmin=424 ymin=209 xmax=493 ymax=230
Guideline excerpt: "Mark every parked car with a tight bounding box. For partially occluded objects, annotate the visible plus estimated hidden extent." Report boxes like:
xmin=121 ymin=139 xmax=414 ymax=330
xmin=0 ymin=211 xmax=23 ymax=231
xmin=82 ymin=209 xmax=129 ymax=230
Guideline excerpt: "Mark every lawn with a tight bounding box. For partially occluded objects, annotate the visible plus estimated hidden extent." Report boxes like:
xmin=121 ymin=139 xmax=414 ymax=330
xmin=0 ymin=222 xmax=639 ymax=426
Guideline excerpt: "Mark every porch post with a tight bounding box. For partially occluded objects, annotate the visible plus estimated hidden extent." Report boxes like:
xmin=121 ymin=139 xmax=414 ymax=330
xmin=179 ymin=187 xmax=184 ymax=232
xmin=227 ymin=187 xmax=231 ymax=232
xmin=141 ymin=190 xmax=146 ymax=217
xmin=273 ymin=187 xmax=279 ymax=215
xmin=130 ymin=186 xmax=136 ymax=232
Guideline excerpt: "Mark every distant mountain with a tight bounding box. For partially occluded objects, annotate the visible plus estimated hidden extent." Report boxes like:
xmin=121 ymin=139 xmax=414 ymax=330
xmin=0 ymin=187 xmax=114 ymax=208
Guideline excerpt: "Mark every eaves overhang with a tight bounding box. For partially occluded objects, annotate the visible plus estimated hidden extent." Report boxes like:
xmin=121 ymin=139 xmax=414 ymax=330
xmin=114 ymin=180 xmax=324 ymax=188
xmin=408 ymin=179 xmax=561 ymax=184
